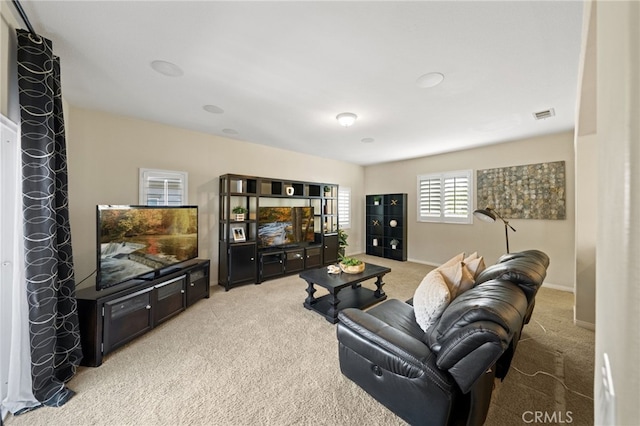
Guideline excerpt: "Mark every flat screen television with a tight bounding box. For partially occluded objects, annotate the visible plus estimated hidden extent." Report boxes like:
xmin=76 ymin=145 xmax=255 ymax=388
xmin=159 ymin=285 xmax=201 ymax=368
xmin=96 ymin=205 xmax=198 ymax=290
xmin=257 ymin=206 xmax=314 ymax=248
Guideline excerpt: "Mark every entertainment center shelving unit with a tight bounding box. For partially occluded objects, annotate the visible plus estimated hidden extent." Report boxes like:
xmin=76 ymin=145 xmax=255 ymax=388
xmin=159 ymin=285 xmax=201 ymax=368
xmin=219 ymin=174 xmax=339 ymax=290
xmin=76 ymin=258 xmax=210 ymax=367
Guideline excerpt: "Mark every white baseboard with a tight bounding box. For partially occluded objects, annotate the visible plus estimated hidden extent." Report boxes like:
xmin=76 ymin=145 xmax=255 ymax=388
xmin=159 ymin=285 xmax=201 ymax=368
xmin=407 ymin=257 xmax=440 ymax=268
xmin=542 ymin=282 xmax=574 ymax=293
xmin=574 ymin=319 xmax=595 ymax=330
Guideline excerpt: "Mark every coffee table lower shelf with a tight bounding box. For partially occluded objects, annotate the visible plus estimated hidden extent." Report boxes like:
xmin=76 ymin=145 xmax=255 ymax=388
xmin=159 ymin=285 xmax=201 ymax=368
xmin=303 ymin=286 xmax=387 ymax=324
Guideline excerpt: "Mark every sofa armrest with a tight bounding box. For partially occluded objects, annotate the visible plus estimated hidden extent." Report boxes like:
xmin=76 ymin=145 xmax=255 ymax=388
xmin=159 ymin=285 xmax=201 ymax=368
xmin=426 ymin=282 xmax=528 ymax=393
xmin=338 ymin=308 xmax=431 ymax=366
xmin=337 ymin=308 xmax=449 ymax=388
xmin=337 ymin=307 xmax=456 ymax=425
xmin=434 ymin=321 xmax=509 ymax=393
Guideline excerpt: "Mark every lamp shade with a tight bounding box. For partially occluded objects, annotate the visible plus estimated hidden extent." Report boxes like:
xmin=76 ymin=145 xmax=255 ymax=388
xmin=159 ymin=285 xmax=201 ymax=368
xmin=336 ymin=112 xmax=357 ymax=127
xmin=473 ymin=208 xmax=496 ymax=223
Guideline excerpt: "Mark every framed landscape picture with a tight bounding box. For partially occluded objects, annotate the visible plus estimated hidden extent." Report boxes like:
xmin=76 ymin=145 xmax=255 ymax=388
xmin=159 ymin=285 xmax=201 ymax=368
xmin=232 ymin=227 xmax=246 ymax=242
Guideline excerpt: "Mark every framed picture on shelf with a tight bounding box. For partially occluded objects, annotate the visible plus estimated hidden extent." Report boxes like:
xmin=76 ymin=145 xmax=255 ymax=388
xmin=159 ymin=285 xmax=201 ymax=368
xmin=232 ymin=227 xmax=246 ymax=242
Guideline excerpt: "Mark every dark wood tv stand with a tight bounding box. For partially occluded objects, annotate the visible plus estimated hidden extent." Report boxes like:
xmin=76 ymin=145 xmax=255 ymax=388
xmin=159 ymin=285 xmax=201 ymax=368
xmin=258 ymin=243 xmax=323 ymax=282
xmin=76 ymin=259 xmax=210 ymax=367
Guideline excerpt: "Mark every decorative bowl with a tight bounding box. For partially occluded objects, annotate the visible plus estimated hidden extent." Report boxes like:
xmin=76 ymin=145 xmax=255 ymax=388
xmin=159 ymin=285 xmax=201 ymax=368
xmin=339 ymin=261 xmax=365 ymax=274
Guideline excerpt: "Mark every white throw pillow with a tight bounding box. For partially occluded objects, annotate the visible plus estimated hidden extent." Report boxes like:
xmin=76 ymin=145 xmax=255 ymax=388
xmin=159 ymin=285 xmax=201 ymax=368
xmin=464 ymin=252 xmax=479 ymax=263
xmin=413 ymin=269 xmax=452 ymax=332
xmin=465 ymin=256 xmax=486 ymax=278
xmin=437 ymin=261 xmax=475 ymax=299
xmin=439 ymin=252 xmax=465 ymax=269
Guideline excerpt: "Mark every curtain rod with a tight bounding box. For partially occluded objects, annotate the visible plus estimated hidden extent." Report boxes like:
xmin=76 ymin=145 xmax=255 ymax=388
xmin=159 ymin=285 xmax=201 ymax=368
xmin=11 ymin=0 xmax=36 ymax=34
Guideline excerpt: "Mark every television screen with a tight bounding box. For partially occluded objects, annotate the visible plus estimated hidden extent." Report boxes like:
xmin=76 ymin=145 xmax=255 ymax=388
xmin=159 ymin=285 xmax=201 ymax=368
xmin=257 ymin=206 xmax=314 ymax=248
xmin=96 ymin=205 xmax=198 ymax=290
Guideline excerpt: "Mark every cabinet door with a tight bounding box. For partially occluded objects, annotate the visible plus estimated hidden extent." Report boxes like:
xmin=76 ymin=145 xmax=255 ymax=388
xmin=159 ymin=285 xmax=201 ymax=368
xmin=104 ymin=288 xmax=153 ymax=354
xmin=186 ymin=263 xmax=210 ymax=306
xmin=260 ymin=252 xmax=284 ymax=280
xmin=366 ymin=196 xmax=385 ymax=257
xmin=154 ymin=275 xmax=186 ymax=324
xmin=323 ymin=234 xmax=339 ymax=265
xmin=229 ymin=244 xmax=257 ymax=285
xmin=305 ymin=246 xmax=322 ymax=269
xmin=284 ymin=249 xmax=305 ymax=273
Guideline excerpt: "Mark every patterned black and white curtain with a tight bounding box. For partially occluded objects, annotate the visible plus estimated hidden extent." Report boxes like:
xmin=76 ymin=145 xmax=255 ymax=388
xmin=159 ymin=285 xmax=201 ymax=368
xmin=16 ymin=29 xmax=82 ymax=409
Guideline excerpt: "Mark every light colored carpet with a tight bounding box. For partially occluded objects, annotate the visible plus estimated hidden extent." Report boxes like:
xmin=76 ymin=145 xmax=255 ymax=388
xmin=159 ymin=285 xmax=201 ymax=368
xmin=5 ymin=255 xmax=594 ymax=425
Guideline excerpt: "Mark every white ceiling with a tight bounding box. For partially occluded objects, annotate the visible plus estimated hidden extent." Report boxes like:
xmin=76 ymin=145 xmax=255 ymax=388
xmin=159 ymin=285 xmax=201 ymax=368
xmin=18 ymin=1 xmax=584 ymax=166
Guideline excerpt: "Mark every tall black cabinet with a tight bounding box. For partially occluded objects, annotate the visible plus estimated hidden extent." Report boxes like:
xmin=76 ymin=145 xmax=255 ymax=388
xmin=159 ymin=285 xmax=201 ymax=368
xmin=219 ymin=174 xmax=339 ymax=290
xmin=366 ymin=193 xmax=407 ymax=261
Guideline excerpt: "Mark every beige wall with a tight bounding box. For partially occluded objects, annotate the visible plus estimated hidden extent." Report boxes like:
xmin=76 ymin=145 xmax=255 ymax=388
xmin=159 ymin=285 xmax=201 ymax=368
xmin=595 ymin=0 xmax=640 ymax=423
xmin=68 ymin=106 xmax=577 ymax=292
xmin=364 ymin=131 xmax=575 ymax=290
xmin=66 ymin=107 xmax=365 ymax=288
xmin=573 ymin=1 xmax=597 ymax=328
xmin=574 ymin=132 xmax=597 ymax=325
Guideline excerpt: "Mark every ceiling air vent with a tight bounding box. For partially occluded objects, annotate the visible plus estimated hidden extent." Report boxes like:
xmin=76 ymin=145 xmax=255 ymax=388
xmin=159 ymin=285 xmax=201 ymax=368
xmin=533 ymin=108 xmax=555 ymax=120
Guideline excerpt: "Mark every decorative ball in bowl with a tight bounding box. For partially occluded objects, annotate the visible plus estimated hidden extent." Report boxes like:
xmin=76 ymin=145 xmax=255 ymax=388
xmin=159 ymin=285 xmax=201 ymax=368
xmin=339 ymin=258 xmax=365 ymax=274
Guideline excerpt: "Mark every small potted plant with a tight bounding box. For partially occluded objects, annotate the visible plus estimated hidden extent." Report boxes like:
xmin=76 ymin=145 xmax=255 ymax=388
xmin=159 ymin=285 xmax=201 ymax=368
xmin=339 ymin=256 xmax=365 ymax=274
xmin=373 ymin=196 xmax=382 ymax=205
xmin=232 ymin=206 xmax=248 ymax=221
xmin=324 ymin=185 xmax=332 ymax=197
xmin=337 ymin=227 xmax=348 ymax=259
xmin=390 ymin=239 xmax=399 ymax=250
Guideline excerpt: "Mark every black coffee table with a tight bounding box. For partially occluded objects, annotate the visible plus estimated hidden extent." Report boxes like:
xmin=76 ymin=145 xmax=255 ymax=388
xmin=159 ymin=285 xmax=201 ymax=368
xmin=300 ymin=263 xmax=391 ymax=323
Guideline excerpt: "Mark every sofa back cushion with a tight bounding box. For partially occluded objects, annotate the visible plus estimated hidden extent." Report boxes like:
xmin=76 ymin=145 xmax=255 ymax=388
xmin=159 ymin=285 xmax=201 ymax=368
xmin=474 ymin=255 xmax=548 ymax=303
xmin=498 ymin=249 xmax=549 ymax=268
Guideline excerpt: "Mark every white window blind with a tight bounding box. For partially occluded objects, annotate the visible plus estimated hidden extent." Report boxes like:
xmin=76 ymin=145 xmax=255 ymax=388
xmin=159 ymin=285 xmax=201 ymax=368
xmin=139 ymin=169 xmax=188 ymax=206
xmin=418 ymin=170 xmax=472 ymax=223
xmin=338 ymin=187 xmax=351 ymax=229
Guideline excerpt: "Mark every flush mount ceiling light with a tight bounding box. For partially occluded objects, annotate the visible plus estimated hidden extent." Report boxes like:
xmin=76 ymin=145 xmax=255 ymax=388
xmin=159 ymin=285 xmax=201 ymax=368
xmin=416 ymin=72 xmax=444 ymax=88
xmin=222 ymin=128 xmax=239 ymax=135
xmin=150 ymin=60 xmax=183 ymax=77
xmin=336 ymin=112 xmax=357 ymax=127
xmin=203 ymin=105 xmax=224 ymax=114
xmin=361 ymin=137 xmax=375 ymax=143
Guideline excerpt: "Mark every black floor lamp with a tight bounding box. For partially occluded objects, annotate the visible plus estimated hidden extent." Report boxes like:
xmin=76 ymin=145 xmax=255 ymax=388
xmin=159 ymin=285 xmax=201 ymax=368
xmin=473 ymin=207 xmax=516 ymax=253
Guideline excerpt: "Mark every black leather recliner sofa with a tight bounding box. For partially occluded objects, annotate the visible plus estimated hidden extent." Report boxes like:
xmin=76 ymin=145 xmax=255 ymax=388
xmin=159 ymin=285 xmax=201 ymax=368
xmin=336 ymin=250 xmax=549 ymax=426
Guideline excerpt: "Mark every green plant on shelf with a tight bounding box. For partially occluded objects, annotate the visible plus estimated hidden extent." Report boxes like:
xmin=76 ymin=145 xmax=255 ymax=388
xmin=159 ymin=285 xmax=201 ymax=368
xmin=232 ymin=206 xmax=248 ymax=214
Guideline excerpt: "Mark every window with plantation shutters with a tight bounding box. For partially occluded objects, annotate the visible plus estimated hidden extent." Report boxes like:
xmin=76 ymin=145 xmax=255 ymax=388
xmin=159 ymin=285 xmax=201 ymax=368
xmin=139 ymin=169 xmax=188 ymax=206
xmin=417 ymin=170 xmax=472 ymax=223
xmin=338 ymin=187 xmax=351 ymax=229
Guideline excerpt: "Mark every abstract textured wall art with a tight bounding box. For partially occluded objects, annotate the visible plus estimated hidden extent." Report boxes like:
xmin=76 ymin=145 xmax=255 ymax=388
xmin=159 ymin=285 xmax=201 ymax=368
xmin=476 ymin=161 xmax=566 ymax=220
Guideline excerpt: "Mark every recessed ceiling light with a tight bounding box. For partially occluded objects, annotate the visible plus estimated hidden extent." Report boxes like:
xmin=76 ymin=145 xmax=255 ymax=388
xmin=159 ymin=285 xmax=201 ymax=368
xmin=416 ymin=72 xmax=444 ymax=88
xmin=150 ymin=60 xmax=183 ymax=77
xmin=361 ymin=138 xmax=375 ymax=143
xmin=203 ymin=105 xmax=224 ymax=114
xmin=222 ymin=128 xmax=239 ymax=135
xmin=336 ymin=112 xmax=357 ymax=127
